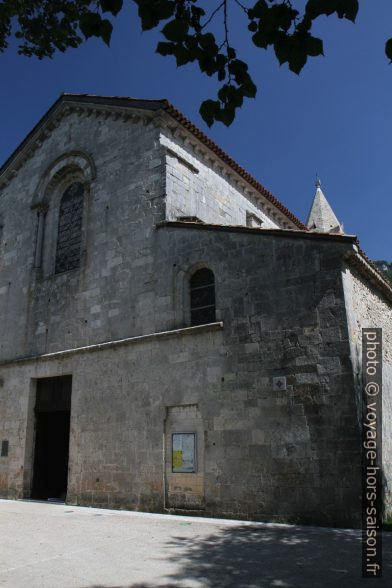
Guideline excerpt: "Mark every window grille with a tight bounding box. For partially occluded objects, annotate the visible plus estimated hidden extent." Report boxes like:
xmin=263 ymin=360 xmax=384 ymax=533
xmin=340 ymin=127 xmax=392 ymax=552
xmin=55 ymin=182 xmax=84 ymax=273
xmin=190 ymin=268 xmax=216 ymax=326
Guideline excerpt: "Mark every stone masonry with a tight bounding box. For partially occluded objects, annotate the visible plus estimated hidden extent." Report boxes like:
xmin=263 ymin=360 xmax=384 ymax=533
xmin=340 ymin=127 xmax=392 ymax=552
xmin=0 ymin=94 xmax=391 ymax=527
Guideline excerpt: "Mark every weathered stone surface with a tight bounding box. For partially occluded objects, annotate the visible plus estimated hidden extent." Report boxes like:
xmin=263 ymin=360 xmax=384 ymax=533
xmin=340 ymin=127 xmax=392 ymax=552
xmin=343 ymin=265 xmax=392 ymax=518
xmin=0 ymin=97 xmax=390 ymax=529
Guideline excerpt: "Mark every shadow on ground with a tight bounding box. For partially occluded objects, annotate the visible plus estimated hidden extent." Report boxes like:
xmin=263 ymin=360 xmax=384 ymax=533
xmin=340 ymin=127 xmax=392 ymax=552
xmin=88 ymin=523 xmax=392 ymax=587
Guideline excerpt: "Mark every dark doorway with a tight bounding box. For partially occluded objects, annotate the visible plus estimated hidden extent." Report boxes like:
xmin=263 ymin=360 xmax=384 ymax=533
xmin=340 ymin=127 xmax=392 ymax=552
xmin=31 ymin=376 xmax=72 ymax=501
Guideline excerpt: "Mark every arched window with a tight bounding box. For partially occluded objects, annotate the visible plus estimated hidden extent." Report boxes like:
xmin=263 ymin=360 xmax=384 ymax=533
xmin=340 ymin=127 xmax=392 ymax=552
xmin=55 ymin=182 xmax=84 ymax=274
xmin=190 ymin=268 xmax=216 ymax=326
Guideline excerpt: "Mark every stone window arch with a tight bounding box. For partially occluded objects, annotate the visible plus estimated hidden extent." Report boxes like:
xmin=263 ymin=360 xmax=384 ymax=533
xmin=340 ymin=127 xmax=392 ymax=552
xmin=190 ymin=267 xmax=216 ymax=326
xmin=31 ymin=151 xmax=95 ymax=275
xmin=55 ymin=182 xmax=85 ymax=273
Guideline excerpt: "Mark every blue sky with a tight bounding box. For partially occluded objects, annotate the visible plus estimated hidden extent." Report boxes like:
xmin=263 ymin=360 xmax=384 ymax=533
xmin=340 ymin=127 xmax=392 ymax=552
xmin=1 ymin=1 xmax=391 ymax=259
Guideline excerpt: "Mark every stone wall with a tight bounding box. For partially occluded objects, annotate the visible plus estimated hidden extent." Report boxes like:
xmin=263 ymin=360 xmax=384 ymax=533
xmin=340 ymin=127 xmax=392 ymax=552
xmin=342 ymin=263 xmax=392 ymax=518
xmin=161 ymin=132 xmax=283 ymax=229
xmin=0 ymin=111 xmax=165 ymax=362
xmin=0 ymin=107 xmax=295 ymax=367
xmin=0 ymin=221 xmax=362 ymax=527
xmin=1 ymin=104 xmax=383 ymax=527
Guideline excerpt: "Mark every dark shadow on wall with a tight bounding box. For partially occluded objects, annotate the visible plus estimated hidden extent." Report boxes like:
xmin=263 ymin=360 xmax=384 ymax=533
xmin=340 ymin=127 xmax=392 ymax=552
xmin=86 ymin=523 xmax=392 ymax=588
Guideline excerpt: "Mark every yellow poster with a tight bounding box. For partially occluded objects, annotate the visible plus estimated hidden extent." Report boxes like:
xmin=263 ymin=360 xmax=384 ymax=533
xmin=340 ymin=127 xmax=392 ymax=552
xmin=173 ymin=450 xmax=183 ymax=469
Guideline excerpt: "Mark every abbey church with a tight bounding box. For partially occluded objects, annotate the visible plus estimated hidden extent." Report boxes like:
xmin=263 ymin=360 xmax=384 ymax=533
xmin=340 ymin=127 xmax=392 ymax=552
xmin=0 ymin=93 xmax=391 ymax=527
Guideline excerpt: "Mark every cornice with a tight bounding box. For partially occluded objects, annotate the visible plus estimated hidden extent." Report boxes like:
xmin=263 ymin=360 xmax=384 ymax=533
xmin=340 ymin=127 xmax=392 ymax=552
xmin=0 ymin=94 xmax=306 ymax=230
xmin=0 ymin=321 xmax=224 ymax=367
xmin=158 ymin=115 xmax=293 ymax=229
xmin=0 ymin=101 xmax=154 ymax=191
xmin=345 ymin=246 xmax=392 ymax=306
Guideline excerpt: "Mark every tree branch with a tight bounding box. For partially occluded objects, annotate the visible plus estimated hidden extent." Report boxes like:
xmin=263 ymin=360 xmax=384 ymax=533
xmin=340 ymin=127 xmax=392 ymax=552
xmin=201 ymin=0 xmax=225 ymax=30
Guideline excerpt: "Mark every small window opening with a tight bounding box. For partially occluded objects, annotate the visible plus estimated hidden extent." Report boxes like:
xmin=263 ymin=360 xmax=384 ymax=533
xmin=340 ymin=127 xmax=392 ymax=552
xmin=1 ymin=440 xmax=9 ymax=457
xmin=55 ymin=182 xmax=84 ymax=274
xmin=190 ymin=268 xmax=216 ymax=326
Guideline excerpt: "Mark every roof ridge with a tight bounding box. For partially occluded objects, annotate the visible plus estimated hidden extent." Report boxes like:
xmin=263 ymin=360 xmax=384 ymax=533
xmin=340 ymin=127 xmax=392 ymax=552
xmin=61 ymin=92 xmax=168 ymax=105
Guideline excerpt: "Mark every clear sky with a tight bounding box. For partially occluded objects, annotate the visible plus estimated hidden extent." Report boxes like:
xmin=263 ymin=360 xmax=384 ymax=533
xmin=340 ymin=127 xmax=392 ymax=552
xmin=1 ymin=1 xmax=391 ymax=260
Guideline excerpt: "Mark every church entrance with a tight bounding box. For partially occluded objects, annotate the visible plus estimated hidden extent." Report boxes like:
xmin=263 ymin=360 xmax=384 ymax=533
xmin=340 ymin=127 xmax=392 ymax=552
xmin=31 ymin=376 xmax=72 ymax=501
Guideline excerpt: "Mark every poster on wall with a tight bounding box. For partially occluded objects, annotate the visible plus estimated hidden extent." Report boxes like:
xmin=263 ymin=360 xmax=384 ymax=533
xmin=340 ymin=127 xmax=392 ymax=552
xmin=172 ymin=433 xmax=196 ymax=473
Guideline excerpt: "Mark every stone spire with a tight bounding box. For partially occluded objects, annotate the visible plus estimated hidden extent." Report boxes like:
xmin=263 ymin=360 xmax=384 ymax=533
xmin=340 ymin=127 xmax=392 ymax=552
xmin=306 ymin=179 xmax=344 ymax=233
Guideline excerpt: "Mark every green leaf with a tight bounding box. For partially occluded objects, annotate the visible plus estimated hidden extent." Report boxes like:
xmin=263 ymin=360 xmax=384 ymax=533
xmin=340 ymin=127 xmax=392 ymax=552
xmin=79 ymin=12 xmax=112 ymax=45
xmin=240 ymin=79 xmax=257 ymax=98
xmin=135 ymin=0 xmax=176 ymax=31
xmin=274 ymin=34 xmax=290 ymax=65
xmin=79 ymin=13 xmax=103 ymax=39
xmin=185 ymin=35 xmax=198 ymax=56
xmin=100 ymin=19 xmax=113 ymax=46
xmin=100 ymin=0 xmax=123 ymax=17
xmin=271 ymin=3 xmax=298 ymax=32
xmin=305 ymin=0 xmax=337 ymax=19
xmin=228 ymin=59 xmax=248 ymax=84
xmin=191 ymin=5 xmax=205 ymax=18
xmin=218 ymin=85 xmax=229 ymax=102
xmin=200 ymin=99 xmax=220 ymax=127
xmin=386 ymin=38 xmax=392 ymax=62
xmin=288 ymin=47 xmax=308 ymax=74
xmin=248 ymin=21 xmax=258 ymax=33
xmin=215 ymin=107 xmax=235 ymax=127
xmin=199 ymin=32 xmax=218 ymax=53
xmin=252 ymin=30 xmax=269 ymax=49
xmin=306 ymin=35 xmax=323 ymax=56
xmin=162 ymin=19 xmax=188 ymax=42
xmin=216 ymin=54 xmax=227 ymax=69
xmin=174 ymin=45 xmax=192 ymax=66
xmin=217 ymin=68 xmax=226 ymax=82
xmin=154 ymin=0 xmax=177 ymax=20
xmin=198 ymin=53 xmax=217 ymax=76
xmin=251 ymin=0 xmax=268 ymax=19
xmin=230 ymin=90 xmax=244 ymax=108
xmin=217 ymin=84 xmax=243 ymax=108
xmin=305 ymin=0 xmax=358 ymax=22
xmin=336 ymin=0 xmax=359 ymax=21
xmin=228 ymin=59 xmax=248 ymax=74
xmin=156 ymin=41 xmax=175 ymax=56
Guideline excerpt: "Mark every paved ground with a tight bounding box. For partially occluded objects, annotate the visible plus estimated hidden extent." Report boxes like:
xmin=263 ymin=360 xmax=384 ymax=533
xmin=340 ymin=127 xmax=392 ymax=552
xmin=1 ymin=500 xmax=392 ymax=587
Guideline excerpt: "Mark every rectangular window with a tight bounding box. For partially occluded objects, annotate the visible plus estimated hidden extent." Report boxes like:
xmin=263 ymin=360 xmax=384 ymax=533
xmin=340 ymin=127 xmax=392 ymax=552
xmin=1 ymin=440 xmax=9 ymax=457
xmin=172 ymin=433 xmax=196 ymax=473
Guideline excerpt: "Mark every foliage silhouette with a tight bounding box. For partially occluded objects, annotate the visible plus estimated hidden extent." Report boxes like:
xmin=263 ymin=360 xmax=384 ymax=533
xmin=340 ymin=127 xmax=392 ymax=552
xmin=1 ymin=1 xmax=392 ymax=126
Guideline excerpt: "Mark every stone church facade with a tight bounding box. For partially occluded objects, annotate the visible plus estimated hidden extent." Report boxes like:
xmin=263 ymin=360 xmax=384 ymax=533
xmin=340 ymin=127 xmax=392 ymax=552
xmin=0 ymin=94 xmax=391 ymax=527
